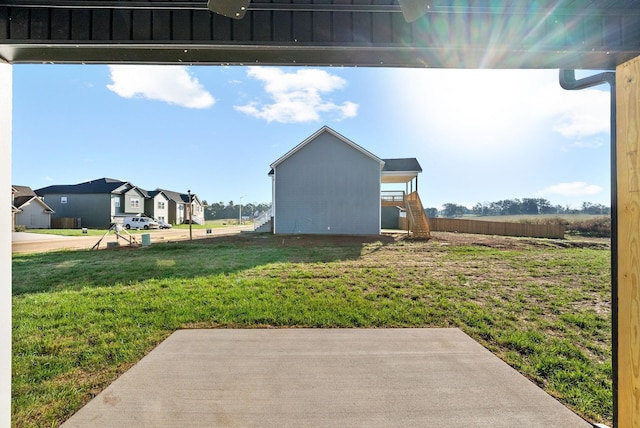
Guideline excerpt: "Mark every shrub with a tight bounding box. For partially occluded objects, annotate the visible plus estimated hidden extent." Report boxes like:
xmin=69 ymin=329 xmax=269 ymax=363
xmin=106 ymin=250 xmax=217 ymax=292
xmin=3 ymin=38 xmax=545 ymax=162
xmin=566 ymin=217 xmax=611 ymax=238
xmin=14 ymin=225 xmax=26 ymax=232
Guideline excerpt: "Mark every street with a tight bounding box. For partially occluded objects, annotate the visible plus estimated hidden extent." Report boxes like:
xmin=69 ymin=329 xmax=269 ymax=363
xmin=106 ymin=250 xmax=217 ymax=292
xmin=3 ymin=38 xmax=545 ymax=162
xmin=11 ymin=225 xmax=254 ymax=254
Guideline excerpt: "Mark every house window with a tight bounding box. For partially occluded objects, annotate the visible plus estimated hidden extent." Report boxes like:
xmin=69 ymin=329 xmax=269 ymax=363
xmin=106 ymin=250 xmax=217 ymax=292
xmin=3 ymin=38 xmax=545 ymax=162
xmin=179 ymin=205 xmax=184 ymax=211
xmin=61 ymin=196 xmax=67 ymax=204
xmin=158 ymin=216 xmax=165 ymax=221
xmin=130 ymin=198 xmax=140 ymax=208
xmin=157 ymin=201 xmax=165 ymax=209
xmin=114 ymin=200 xmax=120 ymax=208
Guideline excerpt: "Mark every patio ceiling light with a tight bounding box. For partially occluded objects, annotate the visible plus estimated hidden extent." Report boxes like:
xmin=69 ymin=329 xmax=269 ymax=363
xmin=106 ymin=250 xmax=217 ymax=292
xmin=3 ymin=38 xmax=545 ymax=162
xmin=207 ymin=0 xmax=249 ymax=19
xmin=207 ymin=0 xmax=429 ymax=22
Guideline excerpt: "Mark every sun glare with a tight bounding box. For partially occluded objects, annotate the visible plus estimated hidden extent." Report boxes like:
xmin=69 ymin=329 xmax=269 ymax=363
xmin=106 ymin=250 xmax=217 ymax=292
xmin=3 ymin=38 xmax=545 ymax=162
xmin=386 ymin=68 xmax=588 ymax=157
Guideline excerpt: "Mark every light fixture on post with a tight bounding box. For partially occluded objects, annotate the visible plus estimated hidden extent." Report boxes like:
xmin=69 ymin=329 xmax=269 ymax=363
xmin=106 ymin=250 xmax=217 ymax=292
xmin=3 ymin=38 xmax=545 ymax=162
xmin=187 ymin=190 xmax=193 ymax=241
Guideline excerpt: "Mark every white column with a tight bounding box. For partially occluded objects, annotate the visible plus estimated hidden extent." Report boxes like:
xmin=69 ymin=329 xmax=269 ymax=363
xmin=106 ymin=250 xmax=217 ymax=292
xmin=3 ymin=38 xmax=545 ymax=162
xmin=0 ymin=61 xmax=12 ymax=428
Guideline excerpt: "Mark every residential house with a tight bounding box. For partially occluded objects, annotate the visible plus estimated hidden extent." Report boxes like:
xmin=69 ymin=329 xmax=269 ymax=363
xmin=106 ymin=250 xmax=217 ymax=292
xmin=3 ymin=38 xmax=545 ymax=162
xmin=266 ymin=126 xmax=430 ymax=237
xmin=35 ymin=178 xmax=205 ymax=228
xmin=12 ymin=185 xmax=54 ymax=229
xmin=156 ymin=189 xmax=205 ymax=225
xmin=35 ymin=178 xmax=136 ymax=228
xmin=145 ymin=190 xmax=171 ymax=223
xmin=11 ymin=186 xmax=18 ymax=231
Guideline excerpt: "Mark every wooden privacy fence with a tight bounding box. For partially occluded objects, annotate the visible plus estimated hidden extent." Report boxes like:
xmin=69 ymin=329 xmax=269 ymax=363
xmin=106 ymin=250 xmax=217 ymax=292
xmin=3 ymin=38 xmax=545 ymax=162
xmin=428 ymin=218 xmax=564 ymax=239
xmin=51 ymin=217 xmax=81 ymax=229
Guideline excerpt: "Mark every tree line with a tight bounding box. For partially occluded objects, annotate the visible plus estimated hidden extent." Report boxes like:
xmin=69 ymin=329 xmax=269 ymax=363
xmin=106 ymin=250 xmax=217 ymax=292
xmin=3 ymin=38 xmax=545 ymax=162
xmin=430 ymin=199 xmax=610 ymax=218
xmin=201 ymin=200 xmax=271 ymax=220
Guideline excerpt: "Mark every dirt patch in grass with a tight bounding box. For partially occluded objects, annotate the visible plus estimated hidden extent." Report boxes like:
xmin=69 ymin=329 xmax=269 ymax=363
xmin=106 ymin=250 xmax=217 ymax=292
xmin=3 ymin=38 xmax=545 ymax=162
xmin=192 ymin=230 xmax=609 ymax=251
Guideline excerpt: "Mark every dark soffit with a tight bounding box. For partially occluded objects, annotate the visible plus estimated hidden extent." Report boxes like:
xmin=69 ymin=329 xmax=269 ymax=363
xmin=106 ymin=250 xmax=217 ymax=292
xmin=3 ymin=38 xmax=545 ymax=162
xmin=0 ymin=0 xmax=639 ymax=68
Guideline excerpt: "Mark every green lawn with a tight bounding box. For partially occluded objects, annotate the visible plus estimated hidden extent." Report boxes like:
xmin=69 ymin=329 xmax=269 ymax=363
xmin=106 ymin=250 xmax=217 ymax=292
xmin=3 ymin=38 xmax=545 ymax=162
xmin=12 ymin=233 xmax=612 ymax=427
xmin=22 ymin=228 xmax=108 ymax=237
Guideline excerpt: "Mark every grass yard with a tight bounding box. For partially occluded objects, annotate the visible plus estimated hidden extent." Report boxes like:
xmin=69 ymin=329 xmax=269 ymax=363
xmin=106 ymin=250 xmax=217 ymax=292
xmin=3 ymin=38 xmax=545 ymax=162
xmin=12 ymin=232 xmax=612 ymax=427
xmin=22 ymin=228 xmax=108 ymax=237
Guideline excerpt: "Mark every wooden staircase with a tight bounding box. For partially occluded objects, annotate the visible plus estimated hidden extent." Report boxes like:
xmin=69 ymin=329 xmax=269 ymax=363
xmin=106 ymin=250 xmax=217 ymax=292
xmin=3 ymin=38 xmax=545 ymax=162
xmin=405 ymin=192 xmax=431 ymax=239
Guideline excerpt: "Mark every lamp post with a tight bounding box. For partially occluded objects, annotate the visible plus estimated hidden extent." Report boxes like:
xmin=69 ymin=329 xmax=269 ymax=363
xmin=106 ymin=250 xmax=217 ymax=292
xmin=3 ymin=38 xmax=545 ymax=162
xmin=239 ymin=195 xmax=246 ymax=225
xmin=187 ymin=189 xmax=192 ymax=241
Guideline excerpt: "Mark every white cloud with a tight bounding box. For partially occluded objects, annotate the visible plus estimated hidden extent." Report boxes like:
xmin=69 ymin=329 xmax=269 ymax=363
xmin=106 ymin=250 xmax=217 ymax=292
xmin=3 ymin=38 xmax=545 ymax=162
xmin=107 ymin=65 xmax=214 ymax=109
xmin=563 ymin=138 xmax=606 ymax=151
xmin=538 ymin=182 xmax=603 ymax=197
xmin=544 ymin=90 xmax=610 ymax=139
xmin=234 ymin=67 xmax=359 ymax=123
xmin=387 ymin=69 xmax=610 ymax=152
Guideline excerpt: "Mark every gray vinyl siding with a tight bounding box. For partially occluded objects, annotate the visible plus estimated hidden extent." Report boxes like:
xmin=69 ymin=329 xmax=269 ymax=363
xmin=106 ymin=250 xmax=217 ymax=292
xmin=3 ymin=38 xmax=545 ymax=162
xmin=112 ymin=195 xmax=124 ymax=215
xmin=381 ymin=206 xmax=401 ymax=229
xmin=274 ymin=132 xmax=380 ymax=235
xmin=15 ymin=201 xmax=51 ymax=229
xmin=145 ymin=194 xmax=170 ymax=222
xmin=124 ymin=190 xmax=145 ymax=215
xmin=42 ymin=193 xmax=112 ymax=228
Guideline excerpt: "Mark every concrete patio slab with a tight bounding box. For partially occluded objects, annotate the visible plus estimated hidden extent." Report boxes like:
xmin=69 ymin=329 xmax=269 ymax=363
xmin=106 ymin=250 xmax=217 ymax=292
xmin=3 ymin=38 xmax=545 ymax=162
xmin=61 ymin=328 xmax=592 ymax=428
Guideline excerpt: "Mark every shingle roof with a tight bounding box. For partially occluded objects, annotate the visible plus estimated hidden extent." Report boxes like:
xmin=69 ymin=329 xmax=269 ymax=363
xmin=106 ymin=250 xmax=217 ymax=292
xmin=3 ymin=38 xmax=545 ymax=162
xmin=12 ymin=185 xmax=54 ymax=211
xmin=12 ymin=185 xmax=55 ymax=212
xmin=35 ymin=178 xmax=130 ymax=195
xmin=381 ymin=158 xmax=422 ymax=173
xmin=156 ymin=188 xmax=188 ymax=204
xmin=13 ymin=196 xmax=35 ymax=209
xmin=12 ymin=185 xmax=37 ymax=198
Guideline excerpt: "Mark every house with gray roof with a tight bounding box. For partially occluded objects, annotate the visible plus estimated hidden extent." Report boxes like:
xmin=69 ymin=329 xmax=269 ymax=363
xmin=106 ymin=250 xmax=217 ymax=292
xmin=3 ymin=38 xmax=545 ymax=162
xmin=145 ymin=190 xmax=171 ymax=224
xmin=265 ymin=126 xmax=430 ymax=237
xmin=12 ymin=185 xmax=54 ymax=230
xmin=35 ymin=178 xmax=136 ymax=228
xmin=156 ymin=189 xmax=204 ymax=225
xmin=35 ymin=178 xmax=205 ymax=228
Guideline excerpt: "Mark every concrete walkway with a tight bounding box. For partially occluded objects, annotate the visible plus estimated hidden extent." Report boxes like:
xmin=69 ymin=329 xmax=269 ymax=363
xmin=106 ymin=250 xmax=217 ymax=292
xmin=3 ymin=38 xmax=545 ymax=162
xmin=62 ymin=329 xmax=592 ymax=428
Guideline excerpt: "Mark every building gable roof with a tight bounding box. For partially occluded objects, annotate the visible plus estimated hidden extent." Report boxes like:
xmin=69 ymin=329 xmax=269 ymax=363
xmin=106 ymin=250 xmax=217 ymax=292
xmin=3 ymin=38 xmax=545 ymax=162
xmin=147 ymin=190 xmax=170 ymax=201
xmin=14 ymin=196 xmax=55 ymax=213
xmin=381 ymin=158 xmax=422 ymax=173
xmin=126 ymin=187 xmax=148 ymax=198
xmin=270 ymin=126 xmax=384 ymax=170
xmin=12 ymin=185 xmax=37 ymax=198
xmin=35 ymin=178 xmax=131 ymax=195
xmin=156 ymin=189 xmax=187 ymax=204
xmin=156 ymin=189 xmax=201 ymax=205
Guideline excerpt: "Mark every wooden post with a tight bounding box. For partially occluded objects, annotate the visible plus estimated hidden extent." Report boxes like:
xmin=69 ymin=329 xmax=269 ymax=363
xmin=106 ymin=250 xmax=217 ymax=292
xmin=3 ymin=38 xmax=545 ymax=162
xmin=0 ymin=62 xmax=12 ymax=427
xmin=616 ymin=55 xmax=640 ymax=427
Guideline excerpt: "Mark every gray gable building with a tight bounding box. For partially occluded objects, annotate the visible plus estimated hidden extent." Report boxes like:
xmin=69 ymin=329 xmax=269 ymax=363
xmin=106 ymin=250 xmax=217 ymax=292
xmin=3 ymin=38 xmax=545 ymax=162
xmin=35 ymin=178 xmax=133 ymax=228
xmin=12 ymin=185 xmax=54 ymax=230
xmin=268 ymin=126 xmax=430 ymax=237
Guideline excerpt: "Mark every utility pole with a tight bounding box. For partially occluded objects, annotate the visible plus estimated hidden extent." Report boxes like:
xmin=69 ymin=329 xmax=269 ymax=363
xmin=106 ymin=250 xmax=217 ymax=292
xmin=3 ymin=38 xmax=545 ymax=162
xmin=239 ymin=195 xmax=246 ymax=225
xmin=187 ymin=190 xmax=193 ymax=241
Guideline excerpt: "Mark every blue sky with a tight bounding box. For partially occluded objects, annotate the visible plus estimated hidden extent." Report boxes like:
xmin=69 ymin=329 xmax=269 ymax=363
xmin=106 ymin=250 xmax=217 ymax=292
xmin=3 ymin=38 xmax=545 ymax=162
xmin=11 ymin=65 xmax=611 ymax=210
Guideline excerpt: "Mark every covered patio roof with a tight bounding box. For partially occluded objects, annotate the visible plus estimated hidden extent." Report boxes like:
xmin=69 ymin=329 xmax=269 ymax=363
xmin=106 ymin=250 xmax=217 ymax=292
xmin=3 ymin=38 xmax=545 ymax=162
xmin=1 ymin=1 xmax=639 ymax=68
xmin=381 ymin=158 xmax=422 ymax=184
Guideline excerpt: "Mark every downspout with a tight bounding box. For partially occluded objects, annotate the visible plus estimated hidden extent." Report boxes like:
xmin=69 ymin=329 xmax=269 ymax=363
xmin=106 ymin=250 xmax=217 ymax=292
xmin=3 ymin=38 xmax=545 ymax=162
xmin=559 ymin=69 xmax=617 ymax=428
